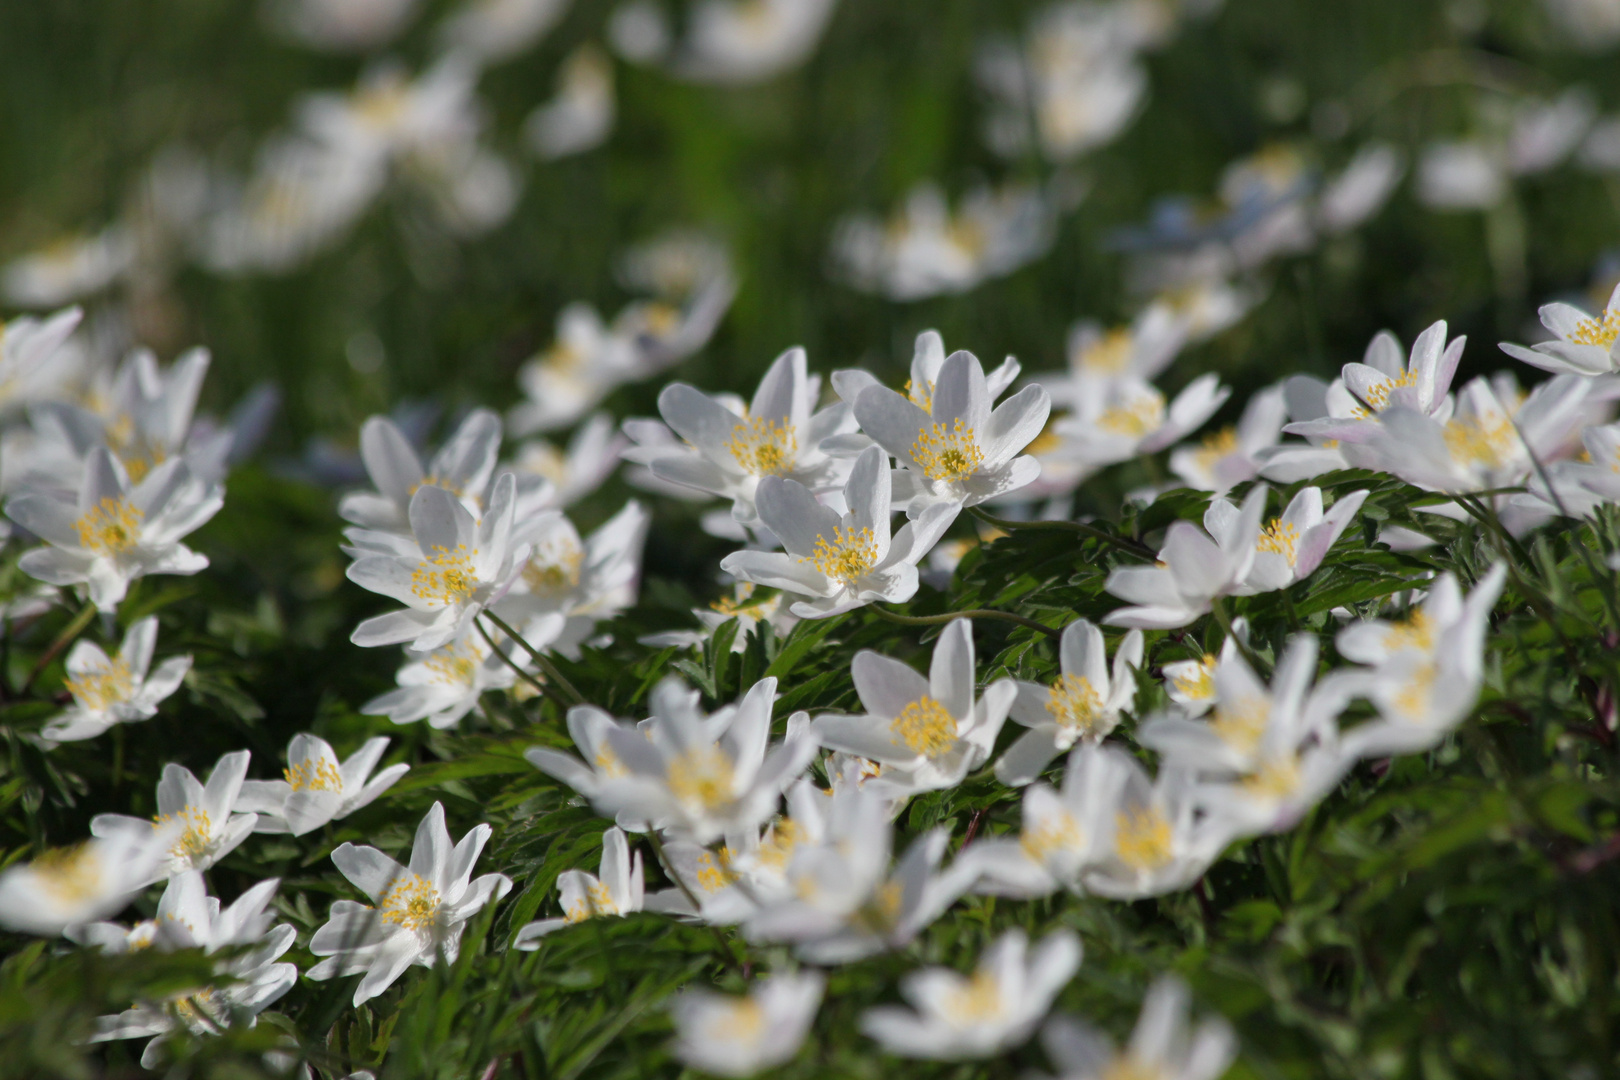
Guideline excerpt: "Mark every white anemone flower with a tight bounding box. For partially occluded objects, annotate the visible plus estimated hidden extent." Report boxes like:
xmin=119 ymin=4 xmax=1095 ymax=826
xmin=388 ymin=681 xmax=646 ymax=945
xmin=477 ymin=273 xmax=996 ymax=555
xmin=495 ymin=499 xmax=649 ymax=656
xmin=1239 ymin=485 xmax=1368 ymax=593
xmin=586 ymin=676 xmax=818 ymax=843
xmin=513 ymin=826 xmax=645 ymax=948
xmin=0 ymin=830 xmax=171 ymax=935
xmin=854 ymin=348 xmax=1051 ymax=512
xmin=272 ymin=0 xmax=421 ymax=51
xmin=237 ymin=734 xmax=409 ymax=836
xmin=1080 ymin=748 xmax=1222 ymax=900
xmin=1103 ymin=484 xmax=1266 ymax=629
xmin=647 ymin=347 xmax=856 ymax=529
xmin=91 ymin=751 xmax=258 ymax=883
xmin=346 ymin=473 xmax=527 ymax=651
xmin=639 ymin=581 xmax=798 ymax=654
xmin=996 ymin=620 xmax=1143 ymax=787
xmin=41 ymin=615 xmax=191 ymax=744
xmin=1037 ymin=976 xmax=1236 ymax=1080
xmin=741 ymin=787 xmax=970 ymax=963
xmin=526 ymin=702 xmax=647 ymax=813
xmin=1333 ymin=564 xmax=1507 ymax=759
xmin=860 ymin=929 xmax=1081 ymax=1060
xmin=814 ymin=617 xmax=1017 ymax=797
xmin=1035 ymin=306 xmax=1188 ymax=413
xmin=86 ymin=873 xmax=297 ymax=1070
xmin=669 ymin=970 xmax=825 ymax=1078
xmin=7 ymin=447 xmax=221 ymax=612
xmin=1169 ymin=383 xmax=1288 ymax=494
xmin=1159 ymin=632 xmax=1245 ymax=718
xmin=1141 ymin=635 xmax=1354 ymax=843
xmin=308 ymin=802 xmax=513 ymax=1005
xmin=834 ymin=181 xmax=1058 ymax=302
xmin=437 ymin=0 xmax=573 ymax=64
xmin=667 ymin=0 xmax=839 ymax=84
xmin=339 ymin=409 xmax=505 ymax=536
xmin=361 ymin=630 xmax=517 ymax=728
xmin=1500 ymin=281 xmax=1620 ymax=376
xmin=1 ymin=229 xmax=134 ymax=308
xmin=1316 ymin=143 xmax=1406 ymax=234
xmin=1033 ymin=374 xmax=1228 ymax=493
xmin=719 ymin=445 xmax=960 ymax=619
xmin=0 ymin=305 xmax=82 ymax=412
xmin=525 ymin=45 xmax=615 ymax=160
xmin=507 ymin=412 xmax=625 ymax=509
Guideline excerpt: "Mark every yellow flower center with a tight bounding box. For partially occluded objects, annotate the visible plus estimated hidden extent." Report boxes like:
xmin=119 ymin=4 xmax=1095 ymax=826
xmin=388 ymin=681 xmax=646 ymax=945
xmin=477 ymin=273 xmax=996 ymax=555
xmin=1571 ymin=309 xmax=1620 ymax=347
xmin=903 ymin=378 xmax=935 ymax=412
xmin=726 ymin=415 xmax=798 ymax=477
xmin=104 ymin=415 xmax=170 ymax=484
xmin=706 ymin=998 xmax=765 ymax=1041
xmin=1100 ymin=1054 xmax=1165 ymax=1080
xmin=912 ymin=418 xmax=985 ymax=483
xmin=696 ymin=846 xmax=740 ymax=893
xmin=666 ymin=747 xmax=736 ymax=811
xmin=64 ymin=658 xmax=134 ymax=711
xmin=945 ymin=217 xmax=988 ymax=259
xmin=354 ymin=80 xmax=410 ymax=129
xmin=804 ymin=525 xmax=879 ymax=583
xmin=154 ymin=807 xmax=213 ymax=861
xmin=1170 ymin=655 xmax=1216 ymax=701
xmin=380 ymin=873 xmax=441 ymax=931
xmin=284 ymin=757 xmax=344 ymax=793
xmin=1020 ymin=812 xmax=1083 ymax=862
xmin=1384 ymin=609 xmax=1433 ymax=652
xmin=593 ymin=744 xmax=628 ymax=778
xmin=31 ymin=843 xmax=101 ymax=903
xmin=891 ymin=696 xmax=959 ymax=758
xmin=522 ymin=536 xmax=584 ymax=594
xmin=1077 ymin=327 xmax=1134 ymax=374
xmin=755 ymin=818 xmax=803 ymax=871
xmin=1189 ymin=426 xmax=1239 ymax=474
xmin=567 ymin=879 xmax=619 ymax=923
xmin=1241 ymin=757 xmax=1302 ymax=800
xmin=1025 ymin=418 xmax=1063 ymax=457
xmin=944 ymin=971 xmax=1006 ymax=1021
xmin=1210 ymin=698 xmax=1269 ymax=756
xmin=1046 ymin=674 xmax=1104 ymax=735
xmin=74 ymin=497 xmax=143 ymax=555
xmin=408 ymin=474 xmax=467 ymax=500
xmin=1257 ymin=518 xmax=1300 ymax=565
xmin=851 ymin=879 xmax=904 ymax=933
xmin=1442 ymin=414 xmax=1519 ymax=468
xmin=411 ymin=544 xmax=479 ymax=605
xmin=424 ymin=639 xmax=486 ymax=686
xmin=1393 ymin=662 xmax=1437 ymax=719
xmin=1115 ymin=806 xmax=1173 ymax=871
xmin=1098 ymin=391 xmax=1166 ymax=437
xmin=1349 ymin=370 xmax=1420 ymax=418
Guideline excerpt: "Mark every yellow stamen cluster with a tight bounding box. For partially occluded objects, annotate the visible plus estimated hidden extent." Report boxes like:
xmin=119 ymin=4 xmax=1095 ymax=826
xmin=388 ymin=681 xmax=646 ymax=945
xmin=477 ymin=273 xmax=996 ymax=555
xmin=696 ymin=847 xmax=740 ymax=893
xmin=667 ymin=747 xmax=737 ymax=811
xmin=945 ymin=217 xmax=987 ymax=259
xmin=710 ymin=583 xmax=760 ymax=617
xmin=1442 ymin=414 xmax=1519 ymax=468
xmin=1099 ymin=1053 xmax=1163 ymax=1080
xmin=1570 ymin=308 xmax=1620 ymax=348
xmin=1384 ymin=609 xmax=1433 ymax=652
xmin=903 ymin=378 xmax=935 ymax=412
xmin=522 ymin=539 xmax=583 ymax=594
xmin=593 ymin=744 xmax=629 ymax=779
xmin=1114 ymin=806 xmax=1173 ymax=871
xmin=755 ymin=819 xmax=803 ymax=871
xmin=1020 ymin=812 xmax=1083 ymax=862
xmin=1098 ymin=392 xmax=1166 ymax=438
xmin=32 ymin=843 xmax=101 ymax=902
xmin=944 ymin=971 xmax=1007 ymax=1021
xmin=1170 ymin=655 xmax=1216 ymax=701
xmin=912 ymin=418 xmax=984 ymax=483
xmin=1209 ymin=699 xmax=1269 ymax=756
xmin=706 ymin=999 xmax=766 ymax=1041
xmin=1393 ymin=662 xmax=1437 ymax=719
xmin=285 ymin=757 xmax=344 ymax=793
xmin=64 ymin=658 xmax=134 ymax=711
xmin=852 ymin=879 xmax=904 ymax=934
xmin=155 ymin=807 xmax=213 ymax=861
xmin=411 ymin=544 xmax=479 ymax=605
xmin=1188 ymin=427 xmax=1239 ymax=474
xmin=1077 ymin=327 xmax=1135 ymax=374
xmin=805 ymin=526 xmax=879 ymax=583
xmin=726 ymin=415 xmax=798 ymax=477
xmin=1241 ymin=757 xmax=1302 ymax=800
xmin=379 ymin=873 xmax=441 ymax=931
xmin=424 ymin=639 xmax=486 ymax=687
xmin=1350 ymin=370 xmax=1419 ymax=417
xmin=74 ymin=497 xmax=143 ymax=556
xmin=1257 ymin=518 xmax=1301 ymax=565
xmin=567 ymin=880 xmax=619 ymax=923
xmin=891 ymin=696 xmax=959 ymax=758
xmin=408 ymin=474 xmax=467 ymax=499
xmin=1025 ymin=419 xmax=1063 ymax=457
xmin=1046 ymin=674 xmax=1104 ymax=735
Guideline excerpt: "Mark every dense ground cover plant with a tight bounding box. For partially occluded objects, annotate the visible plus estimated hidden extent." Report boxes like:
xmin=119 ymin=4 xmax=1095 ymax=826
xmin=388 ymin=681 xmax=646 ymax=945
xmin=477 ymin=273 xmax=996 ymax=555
xmin=3 ymin=1 xmax=1620 ymax=1078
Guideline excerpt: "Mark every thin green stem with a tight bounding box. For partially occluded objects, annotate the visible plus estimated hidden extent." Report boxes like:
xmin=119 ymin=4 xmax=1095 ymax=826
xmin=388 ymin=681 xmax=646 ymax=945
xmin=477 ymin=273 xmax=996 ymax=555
xmin=474 ymin=617 xmax=570 ymax=711
xmin=869 ymin=602 xmax=1060 ymax=639
xmin=968 ymin=506 xmax=1155 ymax=560
xmin=21 ymin=602 xmax=96 ymax=695
xmin=481 ymin=610 xmax=585 ymax=706
xmin=1210 ymin=598 xmax=1267 ymax=674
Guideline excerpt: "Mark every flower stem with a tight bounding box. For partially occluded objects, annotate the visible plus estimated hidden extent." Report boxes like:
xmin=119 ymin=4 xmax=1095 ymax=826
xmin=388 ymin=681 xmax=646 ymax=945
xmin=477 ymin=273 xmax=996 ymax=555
xmin=869 ymin=603 xmax=1060 ymax=639
xmin=480 ymin=610 xmax=585 ymax=706
xmin=21 ymin=601 xmax=96 ymax=696
xmin=474 ymin=617 xmax=571 ymax=712
xmin=968 ymin=506 xmax=1156 ymax=560
xmin=1210 ymin=598 xmax=1267 ymax=674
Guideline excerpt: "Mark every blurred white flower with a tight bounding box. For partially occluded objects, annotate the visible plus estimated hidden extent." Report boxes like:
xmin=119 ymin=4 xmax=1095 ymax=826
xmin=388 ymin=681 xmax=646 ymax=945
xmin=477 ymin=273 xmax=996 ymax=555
xmin=86 ymin=873 xmax=297 ymax=1070
xmin=1159 ymin=631 xmax=1244 ymax=718
xmin=1079 ymin=747 xmax=1220 ymax=899
xmin=0 ymin=831 xmax=171 ymax=936
xmin=509 ymin=412 xmax=625 ymax=509
xmin=1418 ymin=91 xmax=1596 ymax=210
xmin=1037 ymin=976 xmax=1236 ymax=1080
xmin=438 ymin=0 xmax=573 ymax=65
xmin=308 ymin=802 xmax=512 ymax=1005
xmin=495 ymin=499 xmax=649 ymax=656
xmin=1500 ymin=281 xmax=1620 ymax=376
xmin=41 ymin=615 xmax=191 ymax=744
xmin=1169 ymin=383 xmax=1287 ymax=494
xmin=0 ymin=305 xmax=82 ymax=413
xmin=1315 ymin=143 xmax=1405 ymax=234
xmin=7 ymin=447 xmax=221 ymax=612
xmin=639 ymin=580 xmax=799 ymax=653
xmin=526 ymin=44 xmax=615 ymax=159
xmin=814 ymin=618 xmax=1016 ymax=796
xmin=720 ymin=446 xmax=959 ymax=618
xmin=669 ymin=970 xmax=825 ymax=1077
xmin=1332 ymin=565 xmax=1507 ymax=759
xmin=1 ymin=228 xmax=135 ymax=308
xmin=1037 ymin=306 xmax=1188 ymax=412
xmin=996 ymin=620 xmax=1142 ymax=786
xmin=661 ymin=0 xmax=840 ymax=84
xmin=526 ymin=701 xmax=646 ymax=811
xmin=834 ymin=181 xmax=1059 ymax=301
xmin=238 ymin=734 xmax=409 ymax=835
xmin=1103 ymin=484 xmax=1265 ymax=629
xmin=860 ymin=928 xmax=1081 ymax=1060
xmin=271 ymin=0 xmax=421 ymax=51
xmin=339 ymin=408 xmax=507 ymax=537
xmin=361 ymin=630 xmax=517 ymax=728
xmin=514 ymin=825 xmax=644 ymax=946
xmin=1544 ymin=0 xmax=1620 ymax=49
xmin=91 ymin=750 xmax=258 ymax=883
